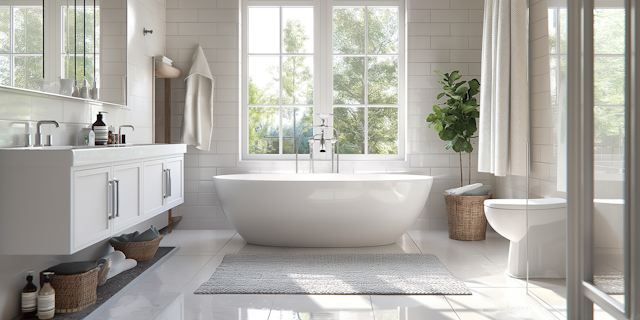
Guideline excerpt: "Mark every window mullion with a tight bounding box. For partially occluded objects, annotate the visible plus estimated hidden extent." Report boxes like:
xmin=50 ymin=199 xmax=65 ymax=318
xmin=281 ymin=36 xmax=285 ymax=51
xmin=10 ymin=6 xmax=13 ymax=87
xmin=364 ymin=6 xmax=368 ymax=154
xmin=279 ymin=6 xmax=283 ymax=155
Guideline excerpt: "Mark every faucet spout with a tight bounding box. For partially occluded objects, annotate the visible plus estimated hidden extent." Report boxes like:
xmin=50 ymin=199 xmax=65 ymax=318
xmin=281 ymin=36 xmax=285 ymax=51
xmin=118 ymin=125 xmax=135 ymax=144
xmin=35 ymin=120 xmax=60 ymax=146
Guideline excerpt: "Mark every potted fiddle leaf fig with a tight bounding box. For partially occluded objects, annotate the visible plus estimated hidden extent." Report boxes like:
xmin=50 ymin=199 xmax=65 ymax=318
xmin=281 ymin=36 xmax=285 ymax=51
xmin=427 ymin=71 xmax=489 ymax=241
xmin=426 ymin=70 xmax=480 ymax=187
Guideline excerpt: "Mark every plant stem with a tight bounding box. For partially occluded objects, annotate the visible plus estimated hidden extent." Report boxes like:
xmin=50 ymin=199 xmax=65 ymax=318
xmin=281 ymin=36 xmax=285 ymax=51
xmin=459 ymin=152 xmax=463 ymax=187
xmin=469 ymin=152 xmax=471 ymax=185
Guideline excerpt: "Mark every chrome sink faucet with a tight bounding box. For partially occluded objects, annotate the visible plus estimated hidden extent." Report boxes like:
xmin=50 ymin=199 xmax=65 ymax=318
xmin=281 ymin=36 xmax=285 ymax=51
xmin=36 ymin=120 xmax=60 ymax=146
xmin=118 ymin=125 xmax=135 ymax=144
xmin=295 ymin=114 xmax=340 ymax=173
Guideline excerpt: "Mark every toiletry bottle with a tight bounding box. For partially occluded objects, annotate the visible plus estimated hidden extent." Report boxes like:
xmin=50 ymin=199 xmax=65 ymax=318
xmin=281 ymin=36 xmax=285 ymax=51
xmin=21 ymin=271 xmax=38 ymax=318
xmin=88 ymin=130 xmax=95 ymax=146
xmin=37 ymin=272 xmax=55 ymax=319
xmin=92 ymin=112 xmax=109 ymax=145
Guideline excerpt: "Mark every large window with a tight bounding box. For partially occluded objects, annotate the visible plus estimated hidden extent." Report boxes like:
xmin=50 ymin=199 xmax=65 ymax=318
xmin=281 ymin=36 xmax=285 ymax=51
xmin=0 ymin=6 xmax=43 ymax=90
xmin=549 ymin=8 xmax=624 ymax=171
xmin=242 ymin=0 xmax=404 ymax=159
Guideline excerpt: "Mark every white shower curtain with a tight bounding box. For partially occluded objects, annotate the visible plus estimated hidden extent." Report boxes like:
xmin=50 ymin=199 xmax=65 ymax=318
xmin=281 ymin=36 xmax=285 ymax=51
xmin=478 ymin=0 xmax=529 ymax=177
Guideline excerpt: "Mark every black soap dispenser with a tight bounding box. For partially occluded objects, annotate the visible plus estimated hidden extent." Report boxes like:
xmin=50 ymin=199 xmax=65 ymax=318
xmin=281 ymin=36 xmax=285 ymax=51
xmin=92 ymin=112 xmax=109 ymax=145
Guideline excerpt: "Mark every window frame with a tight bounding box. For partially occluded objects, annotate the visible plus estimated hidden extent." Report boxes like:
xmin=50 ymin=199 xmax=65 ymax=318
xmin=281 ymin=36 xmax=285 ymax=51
xmin=240 ymin=0 xmax=405 ymax=161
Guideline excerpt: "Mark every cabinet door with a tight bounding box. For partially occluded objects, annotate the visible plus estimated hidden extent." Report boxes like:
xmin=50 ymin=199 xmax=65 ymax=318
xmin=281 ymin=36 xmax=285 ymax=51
xmin=113 ymin=162 xmax=142 ymax=232
xmin=165 ymin=156 xmax=184 ymax=209
xmin=143 ymin=159 xmax=165 ymax=217
xmin=73 ymin=166 xmax=112 ymax=250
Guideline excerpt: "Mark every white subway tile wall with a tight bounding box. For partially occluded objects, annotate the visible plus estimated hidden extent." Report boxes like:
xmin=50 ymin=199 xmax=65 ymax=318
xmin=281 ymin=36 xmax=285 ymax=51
xmin=160 ymin=0 xmax=492 ymax=231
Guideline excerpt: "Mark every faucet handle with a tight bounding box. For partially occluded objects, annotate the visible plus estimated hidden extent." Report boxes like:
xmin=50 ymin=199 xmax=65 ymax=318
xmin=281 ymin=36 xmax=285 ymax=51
xmin=45 ymin=135 xmax=53 ymax=147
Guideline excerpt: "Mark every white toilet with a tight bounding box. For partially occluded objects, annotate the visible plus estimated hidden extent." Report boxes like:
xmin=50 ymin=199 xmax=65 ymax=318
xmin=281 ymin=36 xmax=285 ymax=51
xmin=484 ymin=198 xmax=567 ymax=279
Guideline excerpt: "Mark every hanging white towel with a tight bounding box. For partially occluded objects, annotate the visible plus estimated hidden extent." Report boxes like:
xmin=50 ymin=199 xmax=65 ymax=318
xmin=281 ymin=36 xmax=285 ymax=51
xmin=478 ymin=0 xmax=529 ymax=177
xmin=181 ymin=46 xmax=214 ymax=151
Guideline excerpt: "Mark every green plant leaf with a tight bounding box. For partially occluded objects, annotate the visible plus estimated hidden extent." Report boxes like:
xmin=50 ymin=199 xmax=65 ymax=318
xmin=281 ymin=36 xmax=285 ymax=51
xmin=461 ymin=104 xmax=478 ymax=113
xmin=437 ymin=92 xmax=446 ymax=100
xmin=445 ymin=141 xmax=453 ymax=150
xmin=434 ymin=70 xmax=446 ymax=80
xmin=446 ymin=115 xmax=456 ymax=123
xmin=450 ymin=71 xmax=462 ymax=81
xmin=464 ymin=141 xmax=474 ymax=153
xmin=455 ymin=86 xmax=469 ymax=96
xmin=451 ymin=95 xmax=462 ymax=101
xmin=453 ymin=81 xmax=467 ymax=89
xmin=468 ymin=79 xmax=480 ymax=96
xmin=426 ymin=114 xmax=437 ymax=122
xmin=439 ymin=127 xmax=457 ymax=141
xmin=434 ymin=122 xmax=444 ymax=132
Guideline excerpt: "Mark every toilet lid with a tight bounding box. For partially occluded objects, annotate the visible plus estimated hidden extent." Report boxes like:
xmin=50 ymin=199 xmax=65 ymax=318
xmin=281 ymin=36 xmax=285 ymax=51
xmin=484 ymin=198 xmax=567 ymax=210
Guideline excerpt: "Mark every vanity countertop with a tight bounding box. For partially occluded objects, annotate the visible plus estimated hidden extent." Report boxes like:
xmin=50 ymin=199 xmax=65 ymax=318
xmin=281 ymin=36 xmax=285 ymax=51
xmin=0 ymin=143 xmax=187 ymax=167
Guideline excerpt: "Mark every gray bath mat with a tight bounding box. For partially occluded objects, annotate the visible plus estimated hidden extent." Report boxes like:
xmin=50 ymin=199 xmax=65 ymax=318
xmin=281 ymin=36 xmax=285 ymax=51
xmin=195 ymin=253 xmax=471 ymax=295
xmin=594 ymin=274 xmax=624 ymax=295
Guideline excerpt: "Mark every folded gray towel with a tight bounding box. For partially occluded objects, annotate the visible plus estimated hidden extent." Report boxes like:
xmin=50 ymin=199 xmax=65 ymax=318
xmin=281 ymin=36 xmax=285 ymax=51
xmin=46 ymin=261 xmax=98 ymax=275
xmin=110 ymin=225 xmax=160 ymax=243
xmin=131 ymin=225 xmax=160 ymax=242
xmin=110 ymin=231 xmax=140 ymax=243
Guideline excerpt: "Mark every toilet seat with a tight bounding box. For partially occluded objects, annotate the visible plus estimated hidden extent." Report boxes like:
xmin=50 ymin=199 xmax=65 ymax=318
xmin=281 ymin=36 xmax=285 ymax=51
xmin=484 ymin=198 xmax=566 ymax=210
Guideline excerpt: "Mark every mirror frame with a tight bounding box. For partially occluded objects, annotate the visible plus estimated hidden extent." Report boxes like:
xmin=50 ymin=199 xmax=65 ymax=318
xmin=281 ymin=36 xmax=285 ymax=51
xmin=0 ymin=0 xmax=128 ymax=107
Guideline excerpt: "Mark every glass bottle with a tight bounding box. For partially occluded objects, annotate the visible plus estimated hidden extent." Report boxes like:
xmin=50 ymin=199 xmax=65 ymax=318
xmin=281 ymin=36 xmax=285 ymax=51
xmin=37 ymin=272 xmax=55 ymax=319
xmin=21 ymin=271 xmax=37 ymax=318
xmin=92 ymin=111 xmax=108 ymax=145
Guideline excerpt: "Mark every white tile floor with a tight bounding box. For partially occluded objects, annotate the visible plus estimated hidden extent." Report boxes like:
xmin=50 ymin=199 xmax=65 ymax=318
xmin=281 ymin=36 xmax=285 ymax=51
xmin=91 ymin=229 xmax=621 ymax=320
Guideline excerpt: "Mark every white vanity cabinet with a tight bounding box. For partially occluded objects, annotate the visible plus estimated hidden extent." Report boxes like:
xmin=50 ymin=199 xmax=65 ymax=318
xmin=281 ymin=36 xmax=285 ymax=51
xmin=72 ymin=166 xmax=113 ymax=250
xmin=142 ymin=156 xmax=183 ymax=218
xmin=0 ymin=144 xmax=186 ymax=255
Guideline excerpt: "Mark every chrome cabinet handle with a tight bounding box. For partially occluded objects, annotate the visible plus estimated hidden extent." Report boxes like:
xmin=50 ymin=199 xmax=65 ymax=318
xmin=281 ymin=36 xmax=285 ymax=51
xmin=108 ymin=180 xmax=113 ymax=220
xmin=163 ymin=169 xmax=167 ymax=199
xmin=114 ymin=179 xmax=120 ymax=218
xmin=166 ymin=169 xmax=172 ymax=198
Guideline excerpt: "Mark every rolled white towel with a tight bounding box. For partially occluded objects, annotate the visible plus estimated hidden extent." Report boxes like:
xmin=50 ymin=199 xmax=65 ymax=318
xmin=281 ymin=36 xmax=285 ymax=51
xmin=446 ymin=183 xmax=483 ymax=195
xmin=98 ymin=250 xmax=126 ymax=267
xmin=107 ymin=259 xmax=137 ymax=279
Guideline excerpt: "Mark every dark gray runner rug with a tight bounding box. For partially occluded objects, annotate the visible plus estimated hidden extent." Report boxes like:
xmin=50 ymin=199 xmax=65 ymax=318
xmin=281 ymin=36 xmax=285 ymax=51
xmin=19 ymin=247 xmax=176 ymax=320
xmin=195 ymin=253 xmax=471 ymax=295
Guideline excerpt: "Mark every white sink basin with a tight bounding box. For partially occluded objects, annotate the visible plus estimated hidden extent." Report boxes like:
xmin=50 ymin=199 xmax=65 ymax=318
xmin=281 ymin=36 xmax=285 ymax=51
xmin=0 ymin=143 xmax=187 ymax=166
xmin=3 ymin=146 xmax=75 ymax=150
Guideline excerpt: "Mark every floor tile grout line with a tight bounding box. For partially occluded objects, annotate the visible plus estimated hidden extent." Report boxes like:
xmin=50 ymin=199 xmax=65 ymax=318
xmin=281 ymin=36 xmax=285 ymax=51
xmin=529 ymin=288 xmax=567 ymax=318
xmin=443 ymin=295 xmax=463 ymax=320
xmin=406 ymin=232 xmax=424 ymax=254
xmin=369 ymin=295 xmax=376 ymax=320
xmin=212 ymin=231 xmax=239 ymax=256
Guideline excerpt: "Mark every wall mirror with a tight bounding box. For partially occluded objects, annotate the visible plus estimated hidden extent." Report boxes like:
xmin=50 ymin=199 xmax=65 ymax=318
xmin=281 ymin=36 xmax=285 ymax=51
xmin=0 ymin=0 xmax=127 ymax=106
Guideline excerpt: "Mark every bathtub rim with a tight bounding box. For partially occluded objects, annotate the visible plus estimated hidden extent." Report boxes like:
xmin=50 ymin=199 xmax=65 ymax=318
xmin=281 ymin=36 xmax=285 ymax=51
xmin=213 ymin=173 xmax=434 ymax=182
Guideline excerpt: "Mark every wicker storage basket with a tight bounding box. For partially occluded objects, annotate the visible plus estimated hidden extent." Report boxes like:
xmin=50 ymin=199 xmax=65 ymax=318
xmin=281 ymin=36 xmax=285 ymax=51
xmin=109 ymin=235 xmax=163 ymax=262
xmin=444 ymin=193 xmax=492 ymax=241
xmin=39 ymin=268 xmax=98 ymax=313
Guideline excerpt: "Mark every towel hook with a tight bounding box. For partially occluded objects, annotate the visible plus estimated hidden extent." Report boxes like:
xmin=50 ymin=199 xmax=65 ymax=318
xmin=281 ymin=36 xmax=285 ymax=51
xmin=143 ymin=28 xmax=153 ymax=36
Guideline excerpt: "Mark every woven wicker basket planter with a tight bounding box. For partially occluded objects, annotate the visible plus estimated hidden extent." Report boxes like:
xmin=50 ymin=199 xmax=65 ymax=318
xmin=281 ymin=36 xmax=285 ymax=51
xmin=444 ymin=193 xmax=492 ymax=241
xmin=109 ymin=235 xmax=163 ymax=262
xmin=39 ymin=268 xmax=98 ymax=313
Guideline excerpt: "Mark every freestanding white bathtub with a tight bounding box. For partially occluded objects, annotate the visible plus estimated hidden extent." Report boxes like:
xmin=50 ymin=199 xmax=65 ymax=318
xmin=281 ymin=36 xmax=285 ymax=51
xmin=213 ymin=174 xmax=433 ymax=247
